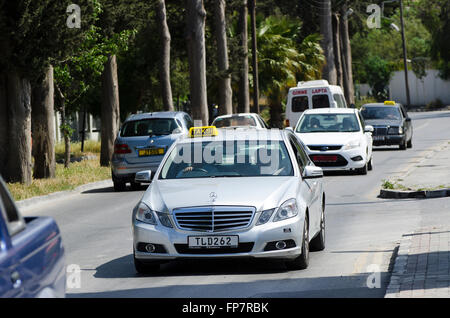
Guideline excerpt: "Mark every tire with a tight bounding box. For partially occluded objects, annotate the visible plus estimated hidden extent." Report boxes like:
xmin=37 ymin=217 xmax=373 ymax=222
xmin=310 ymin=204 xmax=325 ymax=252
xmin=286 ymin=215 xmax=309 ymax=270
xmin=407 ymin=139 xmax=412 ymax=148
xmin=113 ymin=181 xmax=126 ymax=192
xmin=368 ymin=157 xmax=373 ymax=171
xmin=130 ymin=181 xmax=141 ymax=191
xmin=356 ymin=162 xmax=368 ymax=175
xmin=399 ymin=139 xmax=407 ymax=150
xmin=134 ymin=254 xmax=160 ymax=274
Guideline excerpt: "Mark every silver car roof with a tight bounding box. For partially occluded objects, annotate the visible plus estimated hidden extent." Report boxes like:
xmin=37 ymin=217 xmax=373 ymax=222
xmin=178 ymin=127 xmax=285 ymax=144
xmin=124 ymin=111 xmax=188 ymax=122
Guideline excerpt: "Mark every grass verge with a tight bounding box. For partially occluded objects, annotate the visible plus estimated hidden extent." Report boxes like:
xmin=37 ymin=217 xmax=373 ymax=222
xmin=7 ymin=156 xmax=111 ymax=201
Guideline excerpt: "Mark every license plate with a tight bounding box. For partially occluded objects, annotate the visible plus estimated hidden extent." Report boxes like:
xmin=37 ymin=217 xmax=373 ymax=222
xmin=373 ymin=136 xmax=385 ymax=141
xmin=313 ymin=155 xmax=337 ymax=162
xmin=188 ymin=236 xmax=239 ymax=249
xmin=138 ymin=148 xmax=165 ymax=157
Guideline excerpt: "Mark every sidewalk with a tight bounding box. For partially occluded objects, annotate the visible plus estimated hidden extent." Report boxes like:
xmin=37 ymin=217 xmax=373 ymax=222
xmin=380 ymin=141 xmax=450 ymax=199
xmin=385 ymin=227 xmax=450 ymax=298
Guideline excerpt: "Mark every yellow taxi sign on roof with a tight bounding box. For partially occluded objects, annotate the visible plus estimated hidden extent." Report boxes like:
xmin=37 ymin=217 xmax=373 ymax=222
xmin=384 ymin=100 xmax=396 ymax=105
xmin=189 ymin=126 xmax=219 ymax=138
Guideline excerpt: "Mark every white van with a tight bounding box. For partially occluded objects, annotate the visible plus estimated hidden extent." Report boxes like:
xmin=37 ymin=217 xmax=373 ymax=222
xmin=285 ymin=80 xmax=348 ymax=127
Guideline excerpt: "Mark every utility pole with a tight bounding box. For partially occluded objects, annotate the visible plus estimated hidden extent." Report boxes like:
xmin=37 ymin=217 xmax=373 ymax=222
xmin=399 ymin=0 xmax=411 ymax=107
xmin=249 ymin=0 xmax=260 ymax=114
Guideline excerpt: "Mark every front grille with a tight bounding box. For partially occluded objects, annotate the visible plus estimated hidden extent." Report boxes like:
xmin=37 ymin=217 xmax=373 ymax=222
xmin=174 ymin=242 xmax=254 ymax=254
xmin=173 ymin=206 xmax=255 ymax=232
xmin=373 ymin=126 xmax=388 ymax=135
xmin=308 ymin=145 xmax=342 ymax=151
xmin=309 ymin=154 xmax=348 ymax=167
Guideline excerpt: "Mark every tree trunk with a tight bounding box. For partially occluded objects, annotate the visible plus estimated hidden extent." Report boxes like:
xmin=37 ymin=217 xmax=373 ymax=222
xmin=186 ymin=0 xmax=209 ymax=125
xmin=340 ymin=2 xmax=355 ymax=105
xmin=5 ymin=71 xmax=32 ymax=184
xmin=333 ymin=13 xmax=343 ymax=89
xmin=100 ymin=55 xmax=121 ymax=167
xmin=55 ymin=83 xmax=70 ymax=168
xmin=32 ymin=65 xmax=56 ymax=179
xmin=249 ymin=0 xmax=259 ymax=114
xmin=0 ymin=74 xmax=8 ymax=178
xmin=237 ymin=0 xmax=250 ymax=113
xmin=157 ymin=0 xmax=174 ymax=111
xmin=319 ymin=0 xmax=337 ymax=84
xmin=214 ymin=0 xmax=232 ymax=116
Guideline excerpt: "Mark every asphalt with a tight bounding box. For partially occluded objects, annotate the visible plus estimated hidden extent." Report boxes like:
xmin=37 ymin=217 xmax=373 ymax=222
xmin=19 ymin=110 xmax=450 ymax=298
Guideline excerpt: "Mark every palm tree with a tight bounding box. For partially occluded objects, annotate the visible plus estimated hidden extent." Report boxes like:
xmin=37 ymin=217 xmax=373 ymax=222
xmin=257 ymin=16 xmax=324 ymax=128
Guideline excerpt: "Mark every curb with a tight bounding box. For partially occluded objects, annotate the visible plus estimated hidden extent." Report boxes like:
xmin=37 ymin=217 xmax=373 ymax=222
xmin=379 ymin=188 xmax=450 ymax=199
xmin=384 ymin=233 xmax=413 ymax=298
xmin=16 ymin=179 xmax=113 ymax=210
xmin=378 ymin=188 xmax=450 ymax=199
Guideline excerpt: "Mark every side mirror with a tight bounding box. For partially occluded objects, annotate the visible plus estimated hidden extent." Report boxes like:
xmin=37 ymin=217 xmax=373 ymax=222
xmin=172 ymin=127 xmax=182 ymax=134
xmin=350 ymin=103 xmax=356 ymax=109
xmin=285 ymin=127 xmax=294 ymax=132
xmin=302 ymin=166 xmax=323 ymax=179
xmin=135 ymin=170 xmax=152 ymax=184
xmin=364 ymin=125 xmax=374 ymax=133
xmin=331 ymin=101 xmax=338 ymax=108
xmin=405 ymin=117 xmax=411 ymax=122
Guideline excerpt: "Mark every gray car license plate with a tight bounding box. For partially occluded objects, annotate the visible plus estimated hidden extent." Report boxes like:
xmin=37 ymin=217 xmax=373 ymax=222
xmin=188 ymin=236 xmax=238 ymax=248
xmin=373 ymin=136 xmax=385 ymax=141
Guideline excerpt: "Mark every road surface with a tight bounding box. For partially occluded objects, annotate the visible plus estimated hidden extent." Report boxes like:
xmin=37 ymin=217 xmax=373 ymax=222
xmin=21 ymin=111 xmax=450 ymax=298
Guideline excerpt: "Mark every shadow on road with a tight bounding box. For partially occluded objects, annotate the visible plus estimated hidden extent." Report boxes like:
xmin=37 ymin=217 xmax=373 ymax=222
xmin=92 ymin=254 xmax=289 ymax=280
xmin=82 ymin=186 xmax=147 ymax=194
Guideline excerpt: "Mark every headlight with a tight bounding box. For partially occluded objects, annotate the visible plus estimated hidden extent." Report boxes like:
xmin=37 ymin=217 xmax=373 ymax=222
xmin=157 ymin=212 xmax=173 ymax=228
xmin=388 ymin=126 xmax=403 ymax=134
xmin=273 ymin=199 xmax=298 ymax=222
xmin=256 ymin=209 xmax=275 ymax=225
xmin=135 ymin=202 xmax=157 ymax=225
xmin=342 ymin=139 xmax=361 ymax=150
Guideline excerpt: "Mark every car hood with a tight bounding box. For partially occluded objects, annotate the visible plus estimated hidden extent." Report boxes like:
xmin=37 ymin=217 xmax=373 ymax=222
xmin=364 ymin=119 xmax=401 ymax=127
xmin=141 ymin=177 xmax=298 ymax=213
xmin=296 ymin=132 xmax=361 ymax=146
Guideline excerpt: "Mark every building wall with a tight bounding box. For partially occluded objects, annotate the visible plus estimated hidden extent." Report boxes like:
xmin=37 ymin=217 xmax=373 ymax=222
xmin=389 ymin=69 xmax=450 ymax=106
xmin=54 ymin=111 xmax=101 ymax=143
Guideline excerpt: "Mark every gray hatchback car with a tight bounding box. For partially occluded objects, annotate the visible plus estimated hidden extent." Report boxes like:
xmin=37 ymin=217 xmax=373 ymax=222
xmin=111 ymin=111 xmax=194 ymax=191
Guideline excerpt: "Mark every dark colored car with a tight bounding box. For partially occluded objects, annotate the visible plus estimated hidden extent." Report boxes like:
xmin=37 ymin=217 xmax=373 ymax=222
xmin=360 ymin=102 xmax=413 ymax=150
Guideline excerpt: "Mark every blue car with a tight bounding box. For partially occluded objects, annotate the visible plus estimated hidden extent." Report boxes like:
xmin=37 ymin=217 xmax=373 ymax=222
xmin=111 ymin=111 xmax=194 ymax=191
xmin=0 ymin=176 xmax=65 ymax=298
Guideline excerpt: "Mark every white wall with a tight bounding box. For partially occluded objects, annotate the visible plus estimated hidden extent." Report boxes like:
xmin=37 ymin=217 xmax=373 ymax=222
xmin=389 ymin=69 xmax=450 ymax=106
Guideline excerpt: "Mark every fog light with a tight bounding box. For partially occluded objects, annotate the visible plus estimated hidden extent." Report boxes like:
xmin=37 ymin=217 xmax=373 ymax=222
xmin=351 ymin=155 xmax=363 ymax=161
xmin=145 ymin=244 xmax=156 ymax=253
xmin=275 ymin=241 xmax=287 ymax=250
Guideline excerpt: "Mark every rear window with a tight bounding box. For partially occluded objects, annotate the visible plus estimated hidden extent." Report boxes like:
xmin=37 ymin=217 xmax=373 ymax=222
xmin=291 ymin=96 xmax=309 ymax=112
xmin=213 ymin=115 xmax=257 ymax=128
xmin=312 ymin=94 xmax=330 ymax=108
xmin=121 ymin=118 xmax=179 ymax=137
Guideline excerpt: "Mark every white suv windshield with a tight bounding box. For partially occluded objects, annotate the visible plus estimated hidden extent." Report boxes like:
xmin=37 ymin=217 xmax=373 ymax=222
xmin=296 ymin=113 xmax=361 ymax=133
xmin=159 ymin=141 xmax=293 ymax=179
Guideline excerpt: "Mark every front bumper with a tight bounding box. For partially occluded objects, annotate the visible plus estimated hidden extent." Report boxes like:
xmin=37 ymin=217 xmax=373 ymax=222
xmin=307 ymin=147 xmax=368 ymax=171
xmin=133 ymin=214 xmax=304 ymax=261
xmin=372 ymin=134 xmax=405 ymax=146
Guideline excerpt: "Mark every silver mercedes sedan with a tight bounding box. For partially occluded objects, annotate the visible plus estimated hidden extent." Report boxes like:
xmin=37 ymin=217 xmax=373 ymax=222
xmin=132 ymin=127 xmax=326 ymax=273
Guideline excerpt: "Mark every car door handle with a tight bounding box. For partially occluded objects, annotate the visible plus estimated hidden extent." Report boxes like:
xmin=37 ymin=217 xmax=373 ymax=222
xmin=11 ymin=271 xmax=22 ymax=289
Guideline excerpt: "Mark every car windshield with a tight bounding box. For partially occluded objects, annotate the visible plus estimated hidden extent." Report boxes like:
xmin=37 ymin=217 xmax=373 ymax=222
xmin=213 ymin=115 xmax=257 ymax=128
xmin=121 ymin=118 xmax=179 ymax=137
xmin=296 ymin=113 xmax=361 ymax=133
xmin=159 ymin=140 xmax=293 ymax=179
xmin=361 ymin=106 xmax=401 ymax=120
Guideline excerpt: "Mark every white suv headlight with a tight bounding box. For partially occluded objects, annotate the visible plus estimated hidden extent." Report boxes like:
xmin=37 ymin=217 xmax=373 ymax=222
xmin=273 ymin=199 xmax=298 ymax=222
xmin=342 ymin=139 xmax=361 ymax=150
xmin=135 ymin=202 xmax=157 ymax=225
